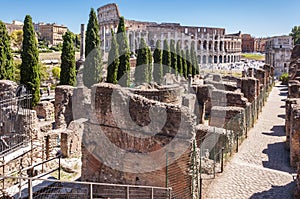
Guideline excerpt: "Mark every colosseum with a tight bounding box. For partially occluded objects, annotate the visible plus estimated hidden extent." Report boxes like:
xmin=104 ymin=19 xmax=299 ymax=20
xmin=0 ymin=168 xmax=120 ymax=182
xmin=97 ymin=3 xmax=242 ymax=69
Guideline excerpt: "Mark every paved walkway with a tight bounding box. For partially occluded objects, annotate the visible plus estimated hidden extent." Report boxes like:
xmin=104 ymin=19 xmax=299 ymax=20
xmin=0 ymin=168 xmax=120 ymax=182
xmin=205 ymin=84 xmax=296 ymax=199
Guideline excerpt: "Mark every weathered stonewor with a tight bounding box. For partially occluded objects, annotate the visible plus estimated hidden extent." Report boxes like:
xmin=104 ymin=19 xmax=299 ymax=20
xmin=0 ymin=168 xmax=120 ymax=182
xmin=295 ymin=162 xmax=300 ymax=198
xmin=192 ymin=84 xmax=214 ymax=124
xmin=288 ymin=80 xmax=300 ymax=98
xmin=55 ymin=85 xmax=74 ymax=129
xmin=204 ymin=80 xmax=237 ymax=92
xmin=209 ymin=106 xmax=245 ymax=134
xmin=263 ymin=64 xmax=274 ymax=87
xmin=182 ymin=94 xmax=196 ymax=114
xmin=211 ymin=90 xmax=248 ymax=108
xmin=33 ymin=101 xmax=54 ymax=121
xmin=290 ymin=102 xmax=300 ymax=167
xmin=222 ymin=76 xmax=242 ymax=89
xmin=72 ymin=87 xmax=91 ymax=120
xmin=212 ymin=74 xmax=222 ymax=82
xmin=61 ymin=119 xmax=84 ymax=158
xmin=44 ymin=129 xmax=61 ymax=159
xmin=285 ymin=98 xmax=299 ymax=149
xmin=254 ymin=68 xmax=266 ymax=88
xmin=0 ymin=80 xmax=17 ymax=100
xmin=128 ymin=84 xmax=184 ymax=105
xmin=81 ymin=83 xmax=199 ymax=198
xmin=195 ymin=124 xmax=227 ymax=151
xmin=241 ymin=77 xmax=259 ymax=103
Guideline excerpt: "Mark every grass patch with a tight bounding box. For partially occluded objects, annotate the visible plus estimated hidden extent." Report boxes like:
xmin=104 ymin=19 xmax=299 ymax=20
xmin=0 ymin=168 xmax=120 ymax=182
xmin=242 ymin=53 xmax=265 ymax=61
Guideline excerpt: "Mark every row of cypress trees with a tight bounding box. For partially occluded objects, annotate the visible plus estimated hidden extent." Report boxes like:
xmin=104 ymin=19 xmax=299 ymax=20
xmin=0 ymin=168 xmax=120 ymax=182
xmin=109 ymin=37 xmax=199 ymax=85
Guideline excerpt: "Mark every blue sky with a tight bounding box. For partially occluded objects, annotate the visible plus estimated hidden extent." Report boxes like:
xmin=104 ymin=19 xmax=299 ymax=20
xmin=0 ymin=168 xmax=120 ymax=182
xmin=0 ymin=0 xmax=299 ymax=37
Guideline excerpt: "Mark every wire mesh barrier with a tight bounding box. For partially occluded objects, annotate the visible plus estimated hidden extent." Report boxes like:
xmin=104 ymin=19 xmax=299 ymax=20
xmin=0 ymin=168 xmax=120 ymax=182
xmin=0 ymin=93 xmax=32 ymax=156
xmin=1 ymin=176 xmax=172 ymax=199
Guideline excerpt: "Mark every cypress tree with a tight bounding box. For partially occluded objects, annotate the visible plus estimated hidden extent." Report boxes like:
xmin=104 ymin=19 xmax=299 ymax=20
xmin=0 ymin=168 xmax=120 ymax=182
xmin=117 ymin=16 xmax=131 ymax=87
xmin=20 ymin=15 xmax=40 ymax=107
xmin=134 ymin=38 xmax=148 ymax=85
xmin=60 ymin=31 xmax=76 ymax=86
xmin=147 ymin=46 xmax=153 ymax=82
xmin=181 ymin=50 xmax=187 ymax=78
xmin=186 ymin=48 xmax=192 ymax=77
xmin=107 ymin=30 xmax=119 ymax=84
xmin=83 ymin=8 xmax=102 ymax=88
xmin=190 ymin=44 xmax=196 ymax=76
xmin=162 ymin=39 xmax=171 ymax=76
xmin=153 ymin=40 xmax=162 ymax=84
xmin=194 ymin=50 xmax=199 ymax=75
xmin=176 ymin=41 xmax=182 ymax=76
xmin=0 ymin=21 xmax=14 ymax=80
xmin=170 ymin=39 xmax=177 ymax=75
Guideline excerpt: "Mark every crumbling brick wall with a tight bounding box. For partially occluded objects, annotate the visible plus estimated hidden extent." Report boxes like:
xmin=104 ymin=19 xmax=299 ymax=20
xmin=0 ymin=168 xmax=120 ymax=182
xmin=81 ymin=83 xmax=199 ymax=198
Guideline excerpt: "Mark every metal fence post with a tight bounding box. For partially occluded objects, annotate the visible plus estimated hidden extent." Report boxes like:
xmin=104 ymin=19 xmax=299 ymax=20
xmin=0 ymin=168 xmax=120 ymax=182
xmin=58 ymin=156 xmax=61 ymax=180
xmin=126 ymin=186 xmax=130 ymax=199
xmin=221 ymin=147 xmax=224 ymax=173
xmin=90 ymin=184 xmax=93 ymax=199
xmin=28 ymin=178 xmax=33 ymax=199
xmin=151 ymin=187 xmax=154 ymax=199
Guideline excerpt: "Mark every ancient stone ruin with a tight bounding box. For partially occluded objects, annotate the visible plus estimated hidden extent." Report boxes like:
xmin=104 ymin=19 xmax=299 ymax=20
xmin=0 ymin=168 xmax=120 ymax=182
xmin=285 ymin=45 xmax=300 ymax=198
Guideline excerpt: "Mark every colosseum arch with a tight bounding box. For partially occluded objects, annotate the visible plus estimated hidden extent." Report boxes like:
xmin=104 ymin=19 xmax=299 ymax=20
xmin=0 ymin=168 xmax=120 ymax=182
xmin=231 ymin=55 xmax=234 ymax=62
xmin=208 ymin=55 xmax=213 ymax=64
xmin=214 ymin=55 xmax=218 ymax=64
xmin=197 ymin=40 xmax=201 ymax=51
xmin=203 ymin=55 xmax=207 ymax=64
xmin=220 ymin=41 xmax=223 ymax=51
xmin=191 ymin=41 xmax=195 ymax=49
xmin=203 ymin=40 xmax=207 ymax=50
xmin=209 ymin=41 xmax=213 ymax=50
xmin=184 ymin=40 xmax=189 ymax=49
xmin=228 ymin=55 xmax=231 ymax=63
xmin=197 ymin=55 xmax=201 ymax=64
xmin=224 ymin=55 xmax=227 ymax=63
xmin=214 ymin=41 xmax=218 ymax=51
xmin=219 ymin=55 xmax=223 ymax=63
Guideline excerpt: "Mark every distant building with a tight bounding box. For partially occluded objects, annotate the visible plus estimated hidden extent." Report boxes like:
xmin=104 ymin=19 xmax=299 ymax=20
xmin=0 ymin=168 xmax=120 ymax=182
xmin=34 ymin=23 xmax=68 ymax=46
xmin=254 ymin=38 xmax=268 ymax=53
xmin=265 ymin=36 xmax=293 ymax=76
xmin=97 ymin=3 xmax=242 ymax=67
xmin=241 ymin=34 xmax=254 ymax=53
xmin=4 ymin=20 xmax=23 ymax=34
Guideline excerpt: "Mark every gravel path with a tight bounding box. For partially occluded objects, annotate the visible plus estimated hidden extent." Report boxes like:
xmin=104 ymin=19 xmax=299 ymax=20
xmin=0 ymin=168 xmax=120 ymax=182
xmin=205 ymin=84 xmax=296 ymax=199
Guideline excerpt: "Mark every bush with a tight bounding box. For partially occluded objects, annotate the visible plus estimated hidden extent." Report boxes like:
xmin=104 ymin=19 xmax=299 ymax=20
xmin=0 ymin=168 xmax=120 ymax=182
xmin=279 ymin=73 xmax=289 ymax=85
xmin=52 ymin=66 xmax=61 ymax=80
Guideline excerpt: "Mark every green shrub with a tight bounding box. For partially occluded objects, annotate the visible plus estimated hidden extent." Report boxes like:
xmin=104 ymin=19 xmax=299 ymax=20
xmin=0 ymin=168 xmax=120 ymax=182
xmin=279 ymin=73 xmax=289 ymax=84
xmin=52 ymin=66 xmax=61 ymax=80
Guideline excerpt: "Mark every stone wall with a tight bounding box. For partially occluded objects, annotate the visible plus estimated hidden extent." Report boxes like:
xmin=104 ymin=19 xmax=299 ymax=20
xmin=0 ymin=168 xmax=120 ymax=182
xmin=209 ymin=106 xmax=245 ymax=134
xmin=81 ymin=83 xmax=199 ymax=198
xmin=211 ymin=90 xmax=248 ymax=108
xmin=289 ymin=102 xmax=300 ymax=167
xmin=0 ymin=80 xmax=17 ymax=100
xmin=34 ymin=101 xmax=54 ymax=121
xmin=55 ymin=86 xmax=74 ymax=129
xmin=61 ymin=120 xmax=84 ymax=158
xmin=241 ymin=77 xmax=259 ymax=103
xmin=128 ymin=84 xmax=184 ymax=105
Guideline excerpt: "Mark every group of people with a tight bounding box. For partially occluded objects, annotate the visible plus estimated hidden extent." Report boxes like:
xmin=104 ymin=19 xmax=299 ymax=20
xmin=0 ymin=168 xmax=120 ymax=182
xmin=40 ymin=83 xmax=51 ymax=97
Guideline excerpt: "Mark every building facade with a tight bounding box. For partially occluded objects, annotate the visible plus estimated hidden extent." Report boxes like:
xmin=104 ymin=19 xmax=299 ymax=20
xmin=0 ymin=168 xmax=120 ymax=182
xmin=254 ymin=38 xmax=268 ymax=53
xmin=97 ymin=3 xmax=242 ymax=69
xmin=34 ymin=23 xmax=68 ymax=46
xmin=242 ymin=34 xmax=254 ymax=53
xmin=4 ymin=20 xmax=23 ymax=34
xmin=265 ymin=36 xmax=293 ymax=76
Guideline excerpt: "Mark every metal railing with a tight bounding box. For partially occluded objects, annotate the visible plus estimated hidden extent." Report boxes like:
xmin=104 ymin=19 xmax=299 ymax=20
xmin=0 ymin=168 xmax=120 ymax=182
xmin=0 ymin=94 xmax=32 ymax=156
xmin=1 ymin=176 xmax=172 ymax=199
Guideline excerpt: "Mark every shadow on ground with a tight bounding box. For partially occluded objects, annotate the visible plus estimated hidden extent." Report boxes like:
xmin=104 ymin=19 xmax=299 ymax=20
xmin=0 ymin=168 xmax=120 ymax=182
xmin=262 ymin=125 xmax=286 ymax=137
xmin=262 ymin=141 xmax=294 ymax=173
xmin=249 ymin=181 xmax=295 ymax=199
